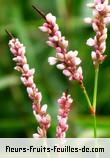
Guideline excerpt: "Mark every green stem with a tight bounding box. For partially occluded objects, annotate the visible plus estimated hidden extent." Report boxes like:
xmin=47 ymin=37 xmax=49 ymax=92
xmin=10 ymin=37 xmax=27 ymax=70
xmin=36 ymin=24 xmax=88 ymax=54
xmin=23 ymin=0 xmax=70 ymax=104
xmin=80 ymin=82 xmax=92 ymax=109
xmin=94 ymin=115 xmax=97 ymax=138
xmin=93 ymin=65 xmax=99 ymax=110
xmin=93 ymin=65 xmax=99 ymax=138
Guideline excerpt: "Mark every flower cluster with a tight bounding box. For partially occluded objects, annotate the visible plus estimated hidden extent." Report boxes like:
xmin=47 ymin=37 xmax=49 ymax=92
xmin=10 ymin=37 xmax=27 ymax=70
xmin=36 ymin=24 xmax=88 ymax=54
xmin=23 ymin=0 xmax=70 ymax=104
xmin=39 ymin=13 xmax=83 ymax=83
xmin=9 ymin=38 xmax=51 ymax=138
xmin=85 ymin=0 xmax=110 ymax=65
xmin=56 ymin=92 xmax=73 ymax=138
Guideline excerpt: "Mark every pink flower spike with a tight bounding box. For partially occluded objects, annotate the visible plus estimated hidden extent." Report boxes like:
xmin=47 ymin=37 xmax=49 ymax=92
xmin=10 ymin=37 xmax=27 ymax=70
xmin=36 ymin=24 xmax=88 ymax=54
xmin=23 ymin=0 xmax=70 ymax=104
xmin=85 ymin=0 xmax=110 ymax=65
xmin=8 ymin=38 xmax=51 ymax=138
xmin=39 ymin=12 xmax=83 ymax=82
xmin=56 ymin=92 xmax=73 ymax=138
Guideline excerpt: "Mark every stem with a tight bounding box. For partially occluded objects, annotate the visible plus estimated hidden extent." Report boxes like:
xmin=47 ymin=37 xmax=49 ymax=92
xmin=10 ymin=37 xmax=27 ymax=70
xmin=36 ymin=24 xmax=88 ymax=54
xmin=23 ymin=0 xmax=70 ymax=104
xmin=93 ymin=65 xmax=99 ymax=110
xmin=94 ymin=115 xmax=97 ymax=138
xmin=80 ymin=82 xmax=92 ymax=109
xmin=93 ymin=65 xmax=99 ymax=138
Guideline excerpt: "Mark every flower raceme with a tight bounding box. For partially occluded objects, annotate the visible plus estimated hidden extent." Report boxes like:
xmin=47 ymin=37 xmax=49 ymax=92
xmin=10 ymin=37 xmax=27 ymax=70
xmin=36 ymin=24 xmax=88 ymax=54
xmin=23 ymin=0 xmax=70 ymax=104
xmin=56 ymin=92 xmax=73 ymax=138
xmin=9 ymin=38 xmax=51 ymax=138
xmin=85 ymin=0 xmax=110 ymax=65
xmin=39 ymin=13 xmax=83 ymax=83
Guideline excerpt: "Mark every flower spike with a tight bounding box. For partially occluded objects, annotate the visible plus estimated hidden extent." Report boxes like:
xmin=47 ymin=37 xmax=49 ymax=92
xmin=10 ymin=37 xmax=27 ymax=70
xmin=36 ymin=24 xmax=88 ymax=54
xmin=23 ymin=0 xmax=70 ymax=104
xmin=8 ymin=33 xmax=51 ymax=138
xmin=56 ymin=92 xmax=73 ymax=138
xmin=85 ymin=0 xmax=110 ymax=65
xmin=38 ymin=12 xmax=83 ymax=83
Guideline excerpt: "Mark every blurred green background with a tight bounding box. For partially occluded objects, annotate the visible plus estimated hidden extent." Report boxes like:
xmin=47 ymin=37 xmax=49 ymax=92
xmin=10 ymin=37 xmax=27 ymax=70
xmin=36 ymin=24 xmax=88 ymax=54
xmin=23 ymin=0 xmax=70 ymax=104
xmin=0 ymin=0 xmax=110 ymax=138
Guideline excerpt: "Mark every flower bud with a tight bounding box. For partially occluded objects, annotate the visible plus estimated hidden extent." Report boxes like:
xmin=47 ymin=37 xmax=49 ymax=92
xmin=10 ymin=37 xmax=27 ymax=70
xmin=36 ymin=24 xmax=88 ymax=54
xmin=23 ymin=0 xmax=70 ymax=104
xmin=48 ymin=57 xmax=57 ymax=65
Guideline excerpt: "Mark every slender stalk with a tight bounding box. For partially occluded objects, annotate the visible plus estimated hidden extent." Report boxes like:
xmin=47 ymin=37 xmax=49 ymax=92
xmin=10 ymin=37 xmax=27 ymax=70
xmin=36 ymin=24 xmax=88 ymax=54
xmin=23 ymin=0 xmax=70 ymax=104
xmin=93 ymin=65 xmax=99 ymax=138
xmin=80 ymin=82 xmax=92 ymax=109
xmin=93 ymin=115 xmax=97 ymax=138
xmin=93 ymin=65 xmax=99 ymax=110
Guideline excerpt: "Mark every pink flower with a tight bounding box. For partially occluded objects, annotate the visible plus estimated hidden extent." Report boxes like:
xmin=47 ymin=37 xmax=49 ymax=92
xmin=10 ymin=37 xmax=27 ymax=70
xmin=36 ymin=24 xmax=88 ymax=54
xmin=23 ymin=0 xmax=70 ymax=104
xmin=56 ymin=92 xmax=73 ymax=138
xmin=39 ymin=13 xmax=83 ymax=83
xmin=86 ymin=38 xmax=95 ymax=46
xmin=63 ymin=69 xmax=71 ymax=77
xmin=9 ymin=38 xmax=51 ymax=138
xmin=56 ymin=64 xmax=65 ymax=70
xmin=46 ymin=13 xmax=56 ymax=24
xmin=85 ymin=0 xmax=110 ymax=65
xmin=48 ymin=57 xmax=57 ymax=65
